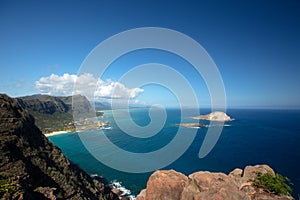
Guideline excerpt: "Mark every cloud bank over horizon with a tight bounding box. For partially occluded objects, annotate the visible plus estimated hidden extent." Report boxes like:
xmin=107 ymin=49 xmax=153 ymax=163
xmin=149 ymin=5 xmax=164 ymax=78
xmin=35 ymin=73 xmax=144 ymax=101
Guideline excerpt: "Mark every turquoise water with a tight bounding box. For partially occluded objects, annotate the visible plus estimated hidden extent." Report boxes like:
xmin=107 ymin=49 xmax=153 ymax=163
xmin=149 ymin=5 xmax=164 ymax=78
xmin=49 ymin=108 xmax=300 ymax=197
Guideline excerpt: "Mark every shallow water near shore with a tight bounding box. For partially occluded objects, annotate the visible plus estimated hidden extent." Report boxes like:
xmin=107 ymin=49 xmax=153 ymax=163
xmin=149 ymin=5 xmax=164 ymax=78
xmin=48 ymin=108 xmax=300 ymax=197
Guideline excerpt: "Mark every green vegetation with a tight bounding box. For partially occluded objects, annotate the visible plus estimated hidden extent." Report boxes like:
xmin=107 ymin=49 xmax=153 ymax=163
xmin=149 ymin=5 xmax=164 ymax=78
xmin=17 ymin=94 xmax=92 ymax=133
xmin=30 ymin=111 xmax=75 ymax=133
xmin=253 ymin=172 xmax=292 ymax=195
xmin=0 ymin=179 xmax=20 ymax=196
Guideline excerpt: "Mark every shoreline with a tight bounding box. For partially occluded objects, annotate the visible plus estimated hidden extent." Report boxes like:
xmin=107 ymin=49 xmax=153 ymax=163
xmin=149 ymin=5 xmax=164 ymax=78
xmin=175 ymin=123 xmax=206 ymax=128
xmin=45 ymin=130 xmax=74 ymax=137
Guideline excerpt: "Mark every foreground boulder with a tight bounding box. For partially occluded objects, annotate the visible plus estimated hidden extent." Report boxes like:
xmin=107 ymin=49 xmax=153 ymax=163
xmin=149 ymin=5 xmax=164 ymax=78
xmin=0 ymin=94 xmax=117 ymax=200
xmin=136 ymin=165 xmax=293 ymax=200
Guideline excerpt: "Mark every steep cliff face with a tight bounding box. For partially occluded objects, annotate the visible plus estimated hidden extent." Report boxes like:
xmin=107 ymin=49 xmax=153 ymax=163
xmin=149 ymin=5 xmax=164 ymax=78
xmin=0 ymin=94 xmax=117 ymax=200
xmin=17 ymin=94 xmax=93 ymax=114
xmin=17 ymin=95 xmax=70 ymax=114
xmin=16 ymin=94 xmax=92 ymax=133
xmin=136 ymin=165 xmax=294 ymax=200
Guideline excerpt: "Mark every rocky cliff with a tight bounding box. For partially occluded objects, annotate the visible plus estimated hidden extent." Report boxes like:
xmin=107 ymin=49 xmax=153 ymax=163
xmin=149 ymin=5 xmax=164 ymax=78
xmin=0 ymin=94 xmax=117 ymax=200
xmin=136 ymin=165 xmax=293 ymax=200
xmin=193 ymin=111 xmax=232 ymax=121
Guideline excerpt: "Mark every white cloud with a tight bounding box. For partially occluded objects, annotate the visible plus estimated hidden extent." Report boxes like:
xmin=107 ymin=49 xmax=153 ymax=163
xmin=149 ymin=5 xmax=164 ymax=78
xmin=95 ymin=80 xmax=144 ymax=99
xmin=35 ymin=73 xmax=144 ymax=100
xmin=35 ymin=73 xmax=78 ymax=96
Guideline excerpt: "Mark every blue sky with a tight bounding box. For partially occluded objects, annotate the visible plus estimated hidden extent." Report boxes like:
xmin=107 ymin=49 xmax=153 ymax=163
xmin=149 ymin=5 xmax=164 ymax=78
xmin=0 ymin=0 xmax=299 ymax=108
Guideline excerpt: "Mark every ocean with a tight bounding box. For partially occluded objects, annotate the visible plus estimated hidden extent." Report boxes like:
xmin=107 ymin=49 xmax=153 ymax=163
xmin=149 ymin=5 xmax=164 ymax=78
xmin=48 ymin=108 xmax=300 ymax=198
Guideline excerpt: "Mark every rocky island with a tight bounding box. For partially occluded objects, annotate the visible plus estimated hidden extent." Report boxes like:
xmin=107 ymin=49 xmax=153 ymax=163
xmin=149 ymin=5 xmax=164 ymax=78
xmin=193 ymin=111 xmax=232 ymax=121
xmin=175 ymin=123 xmax=206 ymax=128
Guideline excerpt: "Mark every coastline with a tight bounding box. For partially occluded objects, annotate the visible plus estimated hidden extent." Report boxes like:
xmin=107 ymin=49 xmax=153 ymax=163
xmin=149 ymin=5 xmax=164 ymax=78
xmin=45 ymin=130 xmax=73 ymax=137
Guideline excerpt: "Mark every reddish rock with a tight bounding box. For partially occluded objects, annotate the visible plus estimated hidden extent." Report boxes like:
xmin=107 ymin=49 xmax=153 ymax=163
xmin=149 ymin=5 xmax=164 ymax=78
xmin=137 ymin=170 xmax=188 ymax=200
xmin=187 ymin=171 xmax=244 ymax=200
xmin=229 ymin=168 xmax=243 ymax=178
xmin=136 ymin=165 xmax=294 ymax=200
xmin=242 ymin=164 xmax=275 ymax=181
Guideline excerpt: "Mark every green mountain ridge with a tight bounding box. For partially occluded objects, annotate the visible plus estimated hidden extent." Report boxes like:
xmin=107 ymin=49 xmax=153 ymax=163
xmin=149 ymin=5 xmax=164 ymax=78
xmin=16 ymin=94 xmax=92 ymax=133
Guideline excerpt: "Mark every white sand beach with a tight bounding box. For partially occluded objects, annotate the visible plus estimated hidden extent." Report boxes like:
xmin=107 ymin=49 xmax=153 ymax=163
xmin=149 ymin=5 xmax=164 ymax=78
xmin=45 ymin=130 xmax=73 ymax=137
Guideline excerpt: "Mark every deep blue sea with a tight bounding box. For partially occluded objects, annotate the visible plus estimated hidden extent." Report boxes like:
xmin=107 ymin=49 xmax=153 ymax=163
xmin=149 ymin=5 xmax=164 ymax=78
xmin=49 ymin=108 xmax=300 ymax=198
